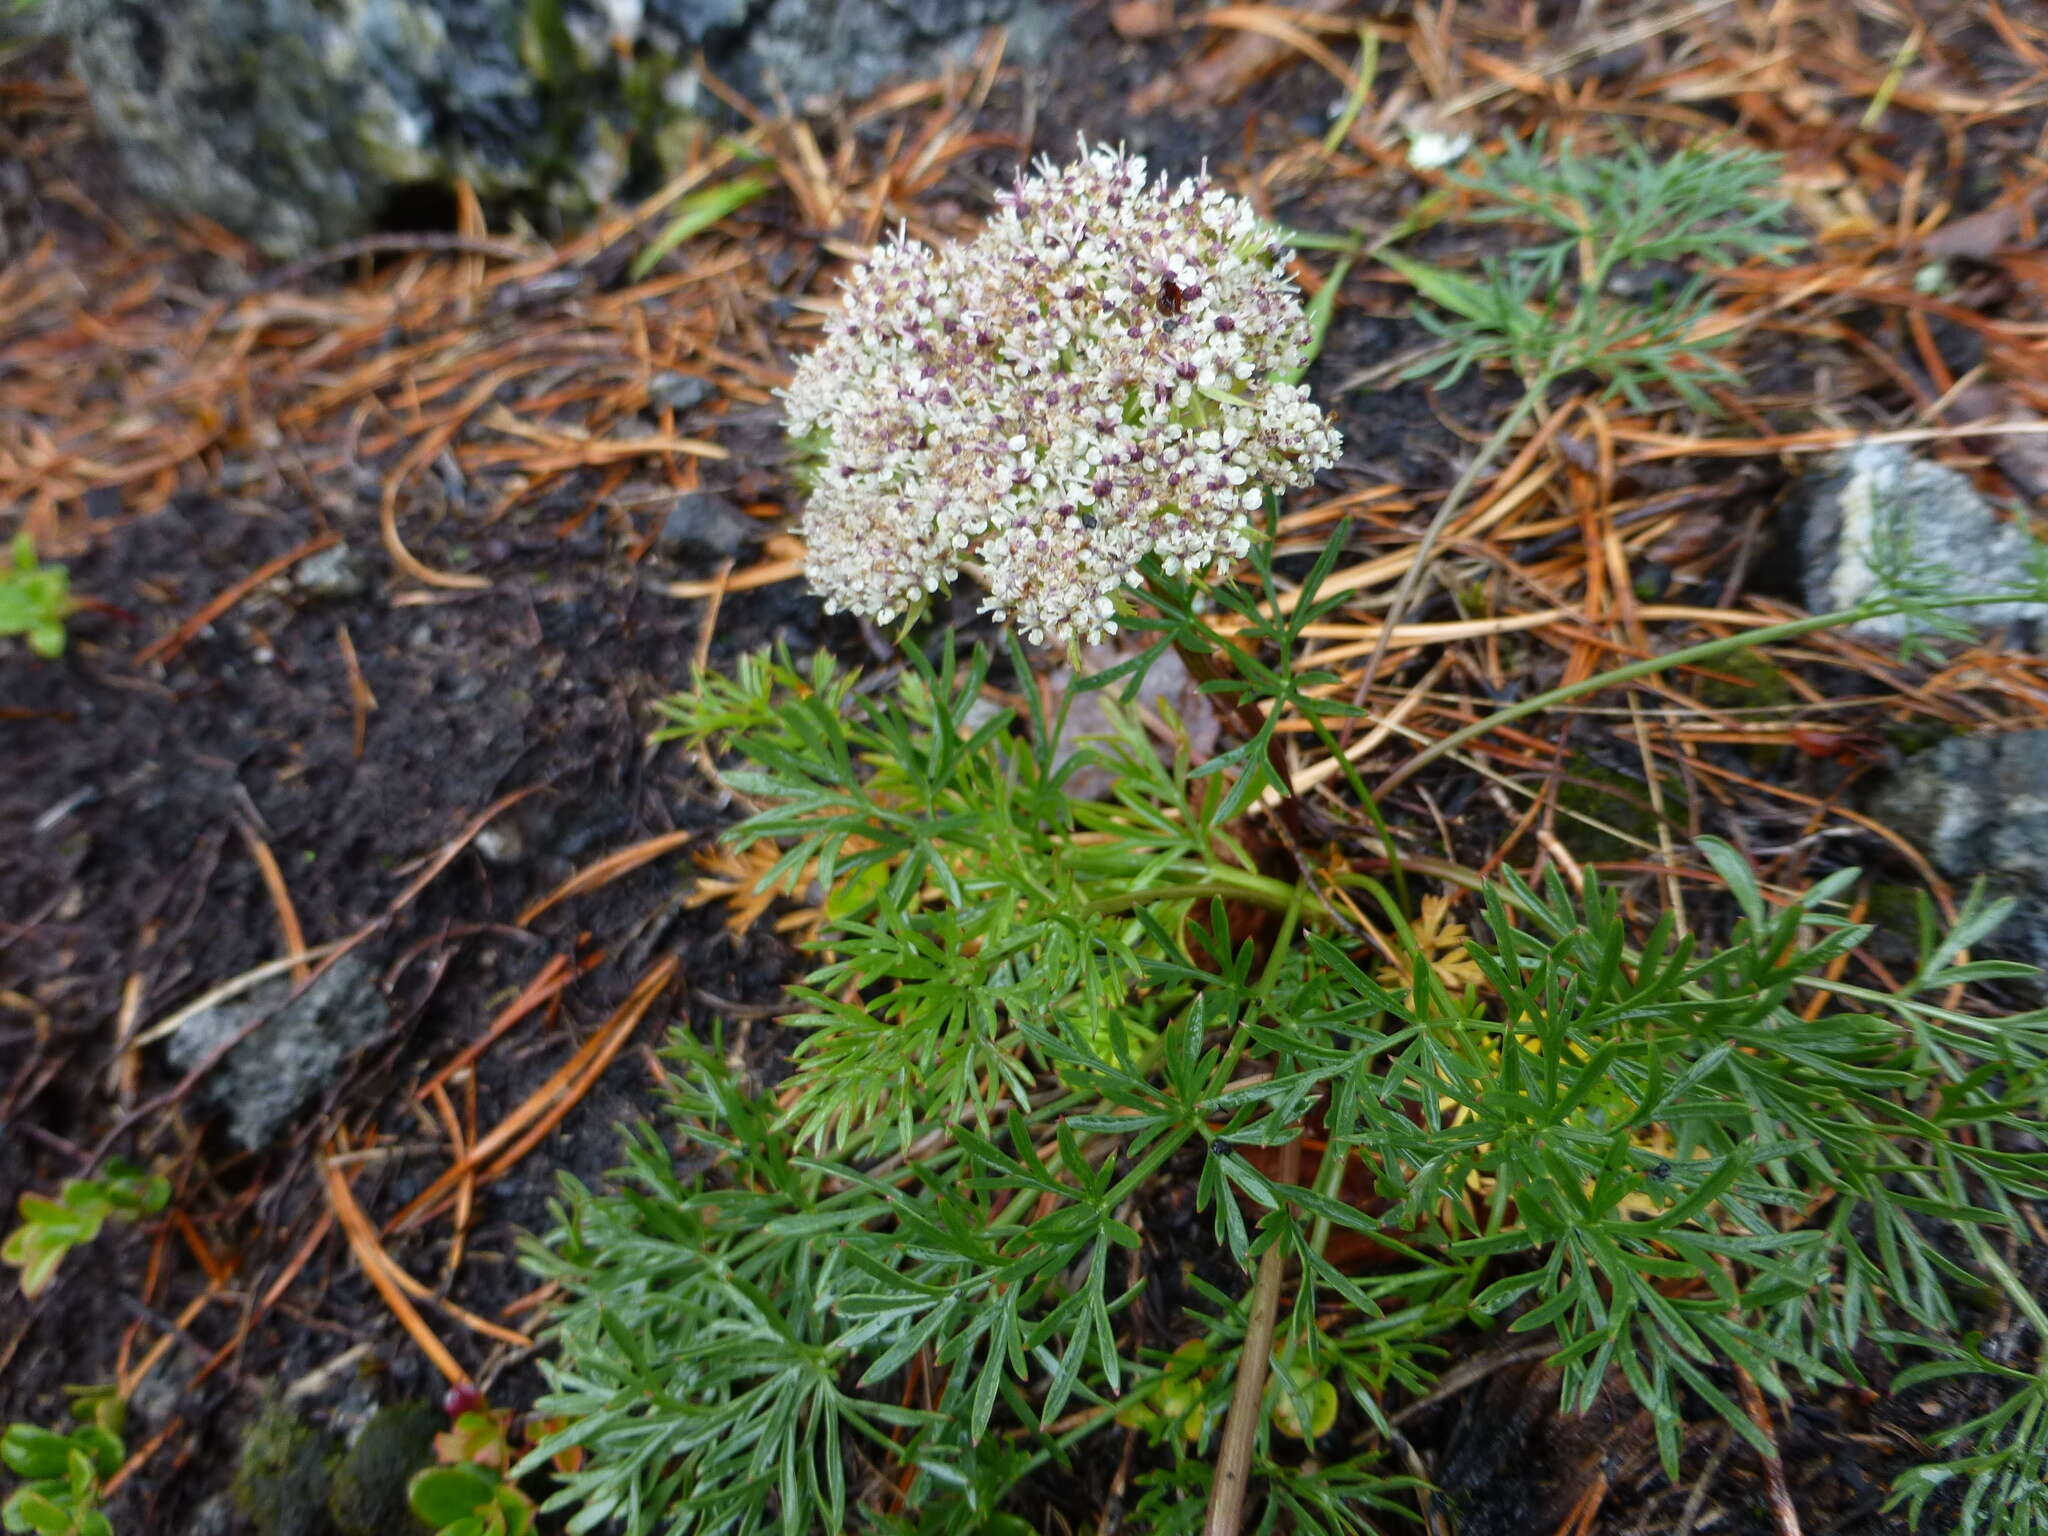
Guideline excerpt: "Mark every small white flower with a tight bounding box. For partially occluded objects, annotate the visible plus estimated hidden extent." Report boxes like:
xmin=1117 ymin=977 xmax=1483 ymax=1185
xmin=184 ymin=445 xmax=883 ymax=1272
xmin=783 ymin=143 xmax=1343 ymax=647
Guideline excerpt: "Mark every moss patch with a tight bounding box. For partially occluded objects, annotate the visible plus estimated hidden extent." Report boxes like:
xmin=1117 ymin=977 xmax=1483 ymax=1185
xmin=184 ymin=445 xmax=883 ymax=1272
xmin=234 ymin=1398 xmax=340 ymax=1536
xmin=329 ymin=1401 xmax=438 ymax=1536
xmin=1691 ymin=649 xmax=1795 ymax=711
xmin=1553 ymin=755 xmax=1687 ymax=865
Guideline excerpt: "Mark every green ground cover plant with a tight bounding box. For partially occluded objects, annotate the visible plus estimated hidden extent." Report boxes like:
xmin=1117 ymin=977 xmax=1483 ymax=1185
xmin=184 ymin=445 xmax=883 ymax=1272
xmin=524 ymin=554 xmax=2048 ymax=1536
xmin=3 ymin=1160 xmax=169 ymax=1299
xmin=0 ymin=532 xmax=72 ymax=660
xmin=507 ymin=135 xmax=2048 ymax=1536
xmin=3 ymin=1389 xmax=124 ymax=1536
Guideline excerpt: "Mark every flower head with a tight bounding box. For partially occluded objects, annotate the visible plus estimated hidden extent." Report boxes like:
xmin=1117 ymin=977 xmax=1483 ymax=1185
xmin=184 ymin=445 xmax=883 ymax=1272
xmin=784 ymin=145 xmax=1342 ymax=646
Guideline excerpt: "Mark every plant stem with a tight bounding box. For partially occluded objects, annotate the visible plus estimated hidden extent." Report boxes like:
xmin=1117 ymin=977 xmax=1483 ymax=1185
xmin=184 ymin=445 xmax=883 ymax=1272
xmin=1081 ymin=869 xmax=1300 ymax=916
xmin=1374 ymin=565 xmax=2048 ymax=806
xmin=1203 ymin=1137 xmax=1301 ymax=1536
xmin=1306 ymin=1122 xmax=1354 ymax=1262
xmin=1175 ymin=634 xmax=1309 ymax=836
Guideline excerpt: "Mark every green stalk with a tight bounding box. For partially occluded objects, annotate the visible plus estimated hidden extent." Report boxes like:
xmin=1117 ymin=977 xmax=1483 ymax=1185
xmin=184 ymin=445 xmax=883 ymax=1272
xmin=1081 ymin=868 xmax=1301 ymax=916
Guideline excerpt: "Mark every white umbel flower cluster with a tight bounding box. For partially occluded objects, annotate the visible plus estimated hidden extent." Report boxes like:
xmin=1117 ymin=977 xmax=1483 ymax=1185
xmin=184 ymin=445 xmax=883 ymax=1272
xmin=784 ymin=145 xmax=1343 ymax=647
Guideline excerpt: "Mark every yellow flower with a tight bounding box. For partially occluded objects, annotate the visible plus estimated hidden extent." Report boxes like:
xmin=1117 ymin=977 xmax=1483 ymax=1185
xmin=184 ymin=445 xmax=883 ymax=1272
xmin=1376 ymin=894 xmax=1486 ymax=995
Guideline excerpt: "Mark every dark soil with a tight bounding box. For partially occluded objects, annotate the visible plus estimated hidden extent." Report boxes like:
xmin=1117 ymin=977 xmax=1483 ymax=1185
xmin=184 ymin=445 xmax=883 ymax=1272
xmin=2 ymin=4 xmax=2041 ymax=1535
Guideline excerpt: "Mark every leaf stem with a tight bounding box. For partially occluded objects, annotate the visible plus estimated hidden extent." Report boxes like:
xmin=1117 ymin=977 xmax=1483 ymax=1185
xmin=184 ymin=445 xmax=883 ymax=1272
xmin=1372 ymin=604 xmax=1876 ymax=799
xmin=1081 ymin=870 xmax=1300 ymax=916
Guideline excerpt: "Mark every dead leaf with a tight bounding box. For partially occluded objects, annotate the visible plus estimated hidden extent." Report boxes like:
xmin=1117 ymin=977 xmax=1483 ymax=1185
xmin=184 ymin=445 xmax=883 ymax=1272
xmin=1111 ymin=0 xmax=1174 ymax=40
xmin=1924 ymin=190 xmax=2045 ymax=261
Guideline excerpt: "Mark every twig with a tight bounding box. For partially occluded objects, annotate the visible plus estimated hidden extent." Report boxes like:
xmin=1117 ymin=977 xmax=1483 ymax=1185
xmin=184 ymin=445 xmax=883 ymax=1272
xmin=1672 ymin=1425 xmax=1736 ymax=1536
xmin=1736 ymin=1365 xmax=1803 ymax=1536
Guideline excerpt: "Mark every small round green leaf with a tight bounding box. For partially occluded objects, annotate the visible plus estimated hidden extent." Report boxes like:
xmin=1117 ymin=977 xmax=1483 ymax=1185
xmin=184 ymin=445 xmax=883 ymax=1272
xmin=408 ymin=1465 xmax=496 ymax=1527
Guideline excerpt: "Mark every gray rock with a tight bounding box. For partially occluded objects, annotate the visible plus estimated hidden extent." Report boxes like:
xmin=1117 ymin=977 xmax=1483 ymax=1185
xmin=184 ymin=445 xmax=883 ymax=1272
xmin=649 ymin=370 xmax=715 ymax=413
xmin=57 ymin=0 xmax=1042 ymax=256
xmin=1048 ymin=646 xmax=1220 ymax=801
xmin=1802 ymin=442 xmax=2048 ymax=643
xmin=748 ymin=0 xmax=1039 ymax=104
xmin=293 ymin=542 xmax=370 ymax=600
xmin=474 ymin=822 xmax=523 ymax=863
xmin=658 ymin=491 xmax=755 ymax=562
xmin=1872 ymin=730 xmax=2048 ymax=970
xmin=165 ymin=953 xmax=391 ymax=1149
xmin=1 ymin=0 xmax=59 ymax=42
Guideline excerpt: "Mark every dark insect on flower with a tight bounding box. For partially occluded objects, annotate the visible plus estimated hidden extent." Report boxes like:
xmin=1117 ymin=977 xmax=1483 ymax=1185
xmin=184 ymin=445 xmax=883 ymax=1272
xmin=1156 ymin=277 xmax=1185 ymax=315
xmin=1649 ymin=1161 xmax=1673 ymax=1181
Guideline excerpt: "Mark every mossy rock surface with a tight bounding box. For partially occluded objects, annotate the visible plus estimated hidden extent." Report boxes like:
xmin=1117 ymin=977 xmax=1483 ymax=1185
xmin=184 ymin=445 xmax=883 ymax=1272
xmin=329 ymin=1401 xmax=439 ymax=1536
xmin=233 ymin=1399 xmax=341 ymax=1536
xmin=52 ymin=0 xmax=1047 ymax=254
xmin=1691 ymin=648 xmax=1794 ymax=712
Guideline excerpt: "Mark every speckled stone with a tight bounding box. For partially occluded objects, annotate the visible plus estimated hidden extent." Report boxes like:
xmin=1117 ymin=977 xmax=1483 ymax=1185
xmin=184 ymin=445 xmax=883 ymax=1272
xmin=55 ymin=0 xmax=1045 ymax=254
xmin=1873 ymin=730 xmax=2048 ymax=971
xmin=1801 ymin=442 xmax=2048 ymax=644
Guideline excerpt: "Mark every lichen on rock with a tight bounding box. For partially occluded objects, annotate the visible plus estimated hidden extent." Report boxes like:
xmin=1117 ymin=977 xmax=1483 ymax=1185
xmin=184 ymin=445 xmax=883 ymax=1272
xmin=1873 ymin=729 xmax=2048 ymax=976
xmin=54 ymin=0 xmax=1044 ymax=255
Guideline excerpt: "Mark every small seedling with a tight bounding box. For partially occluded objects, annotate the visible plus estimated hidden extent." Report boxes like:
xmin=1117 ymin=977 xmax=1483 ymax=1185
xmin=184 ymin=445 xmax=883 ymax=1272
xmin=0 ymin=533 xmax=74 ymax=659
xmin=407 ymin=1396 xmax=535 ymax=1536
xmin=3 ymin=1161 xmax=169 ymax=1298
xmin=407 ymin=1467 xmax=533 ymax=1536
xmin=1387 ymin=129 xmax=1796 ymax=410
xmin=3 ymin=1389 xmax=124 ymax=1536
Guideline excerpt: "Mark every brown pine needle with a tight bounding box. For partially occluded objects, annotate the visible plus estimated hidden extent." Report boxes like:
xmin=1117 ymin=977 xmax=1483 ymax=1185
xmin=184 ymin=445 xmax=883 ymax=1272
xmin=237 ymin=820 xmax=310 ymax=985
xmin=415 ymin=952 xmax=583 ymax=1100
xmin=385 ymin=956 xmax=677 ymax=1235
xmin=135 ymin=532 xmax=339 ymax=664
xmin=324 ymin=1152 xmax=470 ymax=1385
xmin=518 ymin=829 xmax=696 ymax=925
